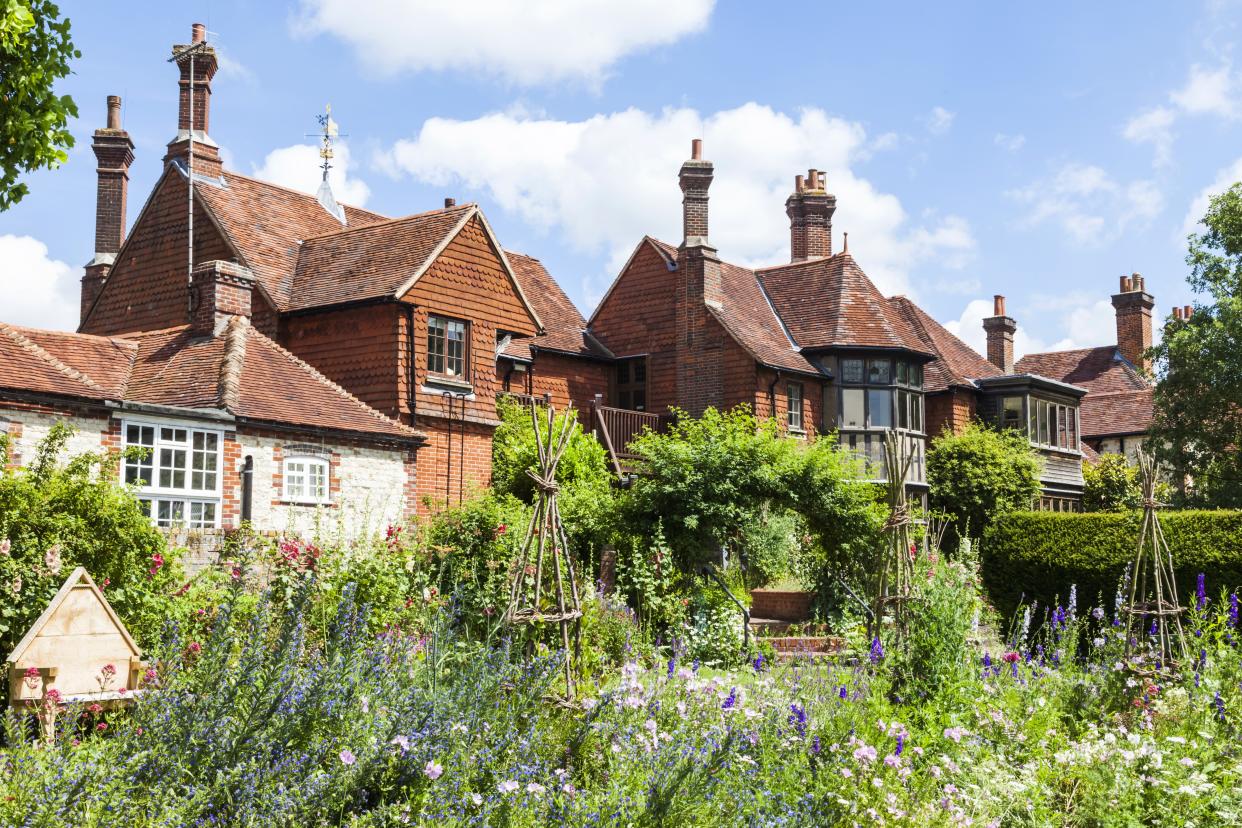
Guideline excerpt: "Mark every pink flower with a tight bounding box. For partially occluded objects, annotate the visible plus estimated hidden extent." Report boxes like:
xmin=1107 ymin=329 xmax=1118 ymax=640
xmin=339 ymin=749 xmax=356 ymax=766
xmin=424 ymin=761 xmax=443 ymax=780
xmin=44 ymin=688 xmax=62 ymax=705
xmin=44 ymin=544 xmax=62 ymax=575
xmin=0 ymin=538 xmax=10 ymax=555
xmin=943 ymin=727 xmax=965 ymax=743
xmin=1002 ymin=651 xmax=1020 ymax=664
xmin=187 ymin=641 xmax=202 ymax=655
xmin=852 ymin=744 xmax=878 ymax=764
xmin=96 ymin=722 xmax=108 ymax=732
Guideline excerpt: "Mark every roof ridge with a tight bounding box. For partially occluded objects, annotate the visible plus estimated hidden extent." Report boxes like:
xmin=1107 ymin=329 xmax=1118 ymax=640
xmin=222 ymin=168 xmax=389 ymax=220
xmin=297 ymin=202 xmax=472 ymax=244
xmin=244 ymin=328 xmax=422 ymax=437
xmin=0 ymin=323 xmax=110 ymax=396
xmin=219 ymin=317 xmax=248 ymax=411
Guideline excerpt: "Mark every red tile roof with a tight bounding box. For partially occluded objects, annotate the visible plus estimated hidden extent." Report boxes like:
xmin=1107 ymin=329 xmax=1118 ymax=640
xmin=196 ymin=171 xmax=389 ymax=310
xmin=1015 ymin=346 xmax=1149 ymax=395
xmin=289 ymin=205 xmax=475 ymax=311
xmin=1079 ymin=389 xmax=1154 ymax=438
xmin=757 ymin=254 xmax=932 ymax=355
xmin=501 ymin=252 xmax=612 ymax=360
xmin=887 ymin=296 xmax=1002 ymax=392
xmin=646 ymin=238 xmax=822 ymax=375
xmin=1079 ymin=440 xmax=1102 ymax=464
xmin=0 ymin=320 xmax=421 ymax=443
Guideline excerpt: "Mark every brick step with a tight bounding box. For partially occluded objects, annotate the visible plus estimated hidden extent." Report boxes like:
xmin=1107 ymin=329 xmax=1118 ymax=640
xmin=765 ymin=636 xmax=845 ymax=655
xmin=749 ymin=618 xmax=831 ymax=637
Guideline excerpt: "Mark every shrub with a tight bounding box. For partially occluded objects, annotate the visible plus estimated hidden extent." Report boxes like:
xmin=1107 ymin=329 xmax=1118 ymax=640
xmin=981 ymin=509 xmax=1242 ymax=620
xmin=0 ymin=423 xmax=182 ymax=657
xmin=927 ymin=423 xmax=1041 ymax=543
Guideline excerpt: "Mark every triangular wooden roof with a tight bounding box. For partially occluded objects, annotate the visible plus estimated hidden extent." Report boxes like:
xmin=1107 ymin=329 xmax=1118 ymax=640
xmin=5 ymin=567 xmax=141 ymax=665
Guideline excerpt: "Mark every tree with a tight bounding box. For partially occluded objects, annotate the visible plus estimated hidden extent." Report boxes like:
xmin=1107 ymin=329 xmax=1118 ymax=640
xmin=1082 ymin=454 xmax=1141 ymax=512
xmin=1151 ymin=182 xmax=1242 ymax=507
xmin=927 ymin=423 xmax=1041 ymax=543
xmin=0 ymin=1 xmax=79 ymax=210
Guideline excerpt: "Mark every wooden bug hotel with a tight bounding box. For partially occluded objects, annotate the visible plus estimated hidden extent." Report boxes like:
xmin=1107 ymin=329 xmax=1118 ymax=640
xmin=6 ymin=567 xmax=146 ymax=730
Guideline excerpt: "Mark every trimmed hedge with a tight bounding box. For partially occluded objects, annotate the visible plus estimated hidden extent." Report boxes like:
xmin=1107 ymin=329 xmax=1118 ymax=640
xmin=981 ymin=510 xmax=1242 ymax=622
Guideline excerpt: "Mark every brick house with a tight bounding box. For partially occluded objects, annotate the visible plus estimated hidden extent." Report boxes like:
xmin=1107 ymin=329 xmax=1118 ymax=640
xmin=1014 ymin=275 xmax=1158 ymax=462
xmin=72 ymin=24 xmax=609 ymax=516
xmin=585 ymin=141 xmax=1088 ymax=508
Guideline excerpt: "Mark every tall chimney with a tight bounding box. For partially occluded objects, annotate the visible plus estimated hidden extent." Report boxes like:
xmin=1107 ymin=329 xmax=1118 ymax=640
xmin=982 ymin=294 xmax=1017 ymax=374
xmin=190 ymin=260 xmax=256 ymax=336
xmin=785 ymin=167 xmax=837 ymax=261
xmin=1111 ymin=272 xmax=1155 ymax=372
xmin=81 ymin=95 xmax=135 ymax=327
xmin=675 ymin=139 xmax=724 ymax=415
xmin=164 ymin=22 xmax=222 ymax=178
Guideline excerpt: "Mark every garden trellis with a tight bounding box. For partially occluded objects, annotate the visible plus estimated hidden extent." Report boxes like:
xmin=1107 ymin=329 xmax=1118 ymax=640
xmin=1123 ymin=450 xmax=1188 ymax=669
xmin=504 ymin=399 xmax=583 ymax=701
xmin=872 ymin=430 xmax=916 ymax=637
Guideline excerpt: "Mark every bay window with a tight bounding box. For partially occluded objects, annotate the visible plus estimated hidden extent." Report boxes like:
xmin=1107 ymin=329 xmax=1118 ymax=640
xmin=123 ymin=422 xmax=222 ymax=528
xmin=835 ymin=354 xmax=926 ymax=483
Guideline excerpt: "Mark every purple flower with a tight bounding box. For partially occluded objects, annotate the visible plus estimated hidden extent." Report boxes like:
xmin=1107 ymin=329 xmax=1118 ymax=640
xmin=1215 ymin=692 xmax=1226 ymax=721
xmin=722 ymin=687 xmax=737 ymax=710
xmin=894 ymin=733 xmax=905 ymax=756
xmin=667 ymin=657 xmax=676 ymax=677
xmin=424 ymin=761 xmax=443 ymax=780
xmin=789 ymin=703 xmax=808 ymax=737
xmin=753 ymin=654 xmax=764 ymax=673
xmin=869 ymin=637 xmax=884 ymax=665
xmin=839 ymin=685 xmax=848 ymax=700
xmin=812 ymin=736 xmax=821 ymax=755
xmin=982 ymin=652 xmax=992 ymax=669
xmin=1230 ymin=593 xmax=1239 ymax=629
xmin=339 ymin=749 xmax=356 ymax=766
xmin=1092 ymin=607 xmax=1105 ymax=621
xmin=1149 ymin=618 xmax=1158 ymax=636
xmin=1197 ymin=573 xmax=1208 ymax=610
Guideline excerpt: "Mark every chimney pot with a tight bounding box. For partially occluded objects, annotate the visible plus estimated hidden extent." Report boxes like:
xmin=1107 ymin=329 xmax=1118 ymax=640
xmin=794 ymin=174 xmax=804 ymax=193
xmin=192 ymin=22 xmax=206 ymax=43
xmin=1173 ymin=306 xmax=1183 ymax=320
xmin=690 ymin=138 xmax=702 ymax=160
xmin=1111 ymin=273 xmax=1156 ymax=371
xmin=983 ymin=298 xmax=1018 ymax=373
xmin=444 ymin=197 xmax=456 ymax=208
xmin=785 ymin=167 xmax=836 ymax=261
xmin=1184 ymin=304 xmax=1193 ymax=318
xmin=993 ymin=295 xmax=1006 ymax=316
xmin=106 ymin=95 xmax=122 ymax=129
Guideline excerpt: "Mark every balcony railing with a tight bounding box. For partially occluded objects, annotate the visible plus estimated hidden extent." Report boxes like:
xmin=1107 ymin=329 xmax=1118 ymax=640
xmin=589 ymin=395 xmax=672 ymax=477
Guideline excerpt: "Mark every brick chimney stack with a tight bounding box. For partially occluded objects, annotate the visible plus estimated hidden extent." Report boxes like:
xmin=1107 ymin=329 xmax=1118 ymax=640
xmin=164 ymin=22 xmax=222 ymax=178
xmin=1111 ymin=273 xmax=1155 ymax=372
xmin=81 ymin=95 xmax=135 ymax=327
xmin=982 ymin=294 xmax=1017 ymax=374
xmin=675 ymin=139 xmax=724 ymax=415
xmin=785 ymin=168 xmax=837 ymax=261
xmin=190 ymin=260 xmax=256 ymax=336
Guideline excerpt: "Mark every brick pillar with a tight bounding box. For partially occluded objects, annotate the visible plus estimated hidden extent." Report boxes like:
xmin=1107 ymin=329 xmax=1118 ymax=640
xmin=982 ymin=294 xmax=1017 ymax=374
xmin=1111 ymin=273 xmax=1154 ymax=372
xmin=675 ymin=139 xmax=724 ymax=416
xmin=164 ymin=22 xmax=222 ymax=178
xmin=190 ymin=260 xmax=255 ymax=336
xmin=82 ymin=95 xmax=135 ymax=326
xmin=785 ymin=169 xmax=836 ymax=262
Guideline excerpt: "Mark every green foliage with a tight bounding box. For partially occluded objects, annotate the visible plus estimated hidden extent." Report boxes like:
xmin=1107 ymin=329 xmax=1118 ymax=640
xmin=612 ymin=525 xmax=688 ymax=633
xmin=927 ymin=422 xmax=1041 ymax=542
xmin=0 ymin=1 xmax=79 ymax=209
xmin=981 ymin=509 xmax=1242 ymax=620
xmin=493 ymin=396 xmax=617 ymax=555
xmin=1152 ymin=182 xmax=1242 ymax=508
xmin=1082 ymin=454 xmax=1142 ymax=511
xmin=0 ymin=422 xmax=182 ymax=658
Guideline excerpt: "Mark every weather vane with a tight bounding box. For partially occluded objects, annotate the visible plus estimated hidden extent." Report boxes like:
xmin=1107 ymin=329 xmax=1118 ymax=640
xmin=307 ymin=104 xmax=348 ymax=182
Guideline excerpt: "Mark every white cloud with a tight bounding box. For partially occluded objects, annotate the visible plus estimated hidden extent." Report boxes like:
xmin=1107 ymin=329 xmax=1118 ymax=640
xmin=1170 ymin=63 xmax=1239 ymax=118
xmin=1181 ymin=155 xmax=1242 ymax=238
xmin=943 ymin=298 xmax=1084 ymax=361
xmin=292 ymin=0 xmax=714 ymax=86
xmin=1008 ymin=163 xmax=1162 ymax=244
xmin=379 ymin=103 xmax=976 ymax=298
xmin=994 ymin=133 xmax=1026 ymax=152
xmin=0 ymin=235 xmax=79 ymax=330
xmin=1122 ymin=106 xmax=1176 ymax=166
xmin=925 ymin=106 xmax=955 ymax=135
xmin=251 ymin=141 xmax=371 ymax=206
xmin=215 ymin=49 xmax=256 ymax=84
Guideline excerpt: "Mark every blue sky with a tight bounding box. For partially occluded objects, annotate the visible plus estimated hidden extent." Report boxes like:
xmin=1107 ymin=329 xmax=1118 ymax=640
xmin=3 ymin=0 xmax=1241 ymax=359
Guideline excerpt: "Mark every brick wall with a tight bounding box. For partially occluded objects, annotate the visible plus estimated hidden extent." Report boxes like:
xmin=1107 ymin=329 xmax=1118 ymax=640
xmin=414 ymin=417 xmax=494 ymax=515
xmin=81 ymin=171 xmax=236 ymax=336
xmin=0 ymin=405 xmax=110 ymax=469
xmin=753 ymin=366 xmax=827 ymax=435
xmin=925 ymin=388 xmax=977 ymax=439
xmin=590 ymin=242 xmax=678 ymax=413
xmin=526 ymin=351 xmax=612 ymax=414
xmin=750 ymin=589 xmax=813 ymax=622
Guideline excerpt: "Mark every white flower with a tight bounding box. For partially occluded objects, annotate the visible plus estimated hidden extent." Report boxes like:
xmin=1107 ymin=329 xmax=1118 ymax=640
xmin=390 ymin=735 xmax=410 ymax=751
xmin=469 ymin=793 xmax=482 ymax=805
xmin=497 ymin=780 xmax=519 ymax=794
xmin=0 ymin=538 xmax=10 ymax=555
xmin=526 ymin=782 xmax=546 ymax=795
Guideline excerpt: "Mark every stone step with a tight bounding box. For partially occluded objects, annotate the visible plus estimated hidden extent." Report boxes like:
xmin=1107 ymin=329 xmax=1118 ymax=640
xmin=765 ymin=635 xmax=846 ymax=656
xmin=749 ymin=618 xmax=832 ymax=637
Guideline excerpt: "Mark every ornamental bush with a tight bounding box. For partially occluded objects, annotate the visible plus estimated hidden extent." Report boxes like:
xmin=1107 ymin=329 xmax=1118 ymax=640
xmin=0 ymin=422 xmax=183 ymax=658
xmin=927 ymin=422 xmax=1041 ymax=544
xmin=981 ymin=509 xmax=1242 ymax=621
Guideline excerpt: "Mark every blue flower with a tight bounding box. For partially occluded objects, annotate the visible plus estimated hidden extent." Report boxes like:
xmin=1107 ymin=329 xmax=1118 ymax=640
xmin=1196 ymin=573 xmax=1208 ymax=610
xmin=722 ymin=687 xmax=737 ymax=710
xmin=838 ymin=686 xmax=848 ymax=700
xmin=1230 ymin=593 xmax=1239 ymax=629
xmin=752 ymin=654 xmax=764 ymax=673
xmin=869 ymin=637 xmax=884 ymax=665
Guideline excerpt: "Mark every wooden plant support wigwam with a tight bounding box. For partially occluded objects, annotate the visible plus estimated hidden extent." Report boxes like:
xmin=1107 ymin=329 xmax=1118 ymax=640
xmin=1123 ymin=451 xmax=1188 ymax=672
xmin=504 ymin=397 xmax=584 ymax=702
xmin=871 ymin=430 xmax=916 ymax=639
xmin=6 ymin=567 xmax=147 ymax=740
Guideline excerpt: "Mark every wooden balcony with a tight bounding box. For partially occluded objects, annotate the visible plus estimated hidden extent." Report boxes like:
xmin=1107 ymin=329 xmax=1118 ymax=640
xmin=589 ymin=395 xmax=672 ymax=477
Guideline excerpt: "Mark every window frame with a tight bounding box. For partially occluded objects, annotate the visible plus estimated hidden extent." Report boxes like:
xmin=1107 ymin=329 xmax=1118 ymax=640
xmin=786 ymin=382 xmax=804 ymax=431
xmin=834 ymin=354 xmax=927 ymax=484
xmin=427 ymin=314 xmax=469 ymax=380
xmin=283 ymin=455 xmax=331 ymax=505
xmin=121 ymin=419 xmax=224 ymax=529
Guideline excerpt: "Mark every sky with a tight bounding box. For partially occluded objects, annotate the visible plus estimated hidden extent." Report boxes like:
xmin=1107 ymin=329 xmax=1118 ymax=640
xmin=2 ymin=0 xmax=1241 ymax=359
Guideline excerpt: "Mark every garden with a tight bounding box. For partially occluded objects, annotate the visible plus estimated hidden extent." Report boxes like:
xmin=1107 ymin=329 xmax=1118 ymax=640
xmin=2 ymin=399 xmax=1242 ymax=828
